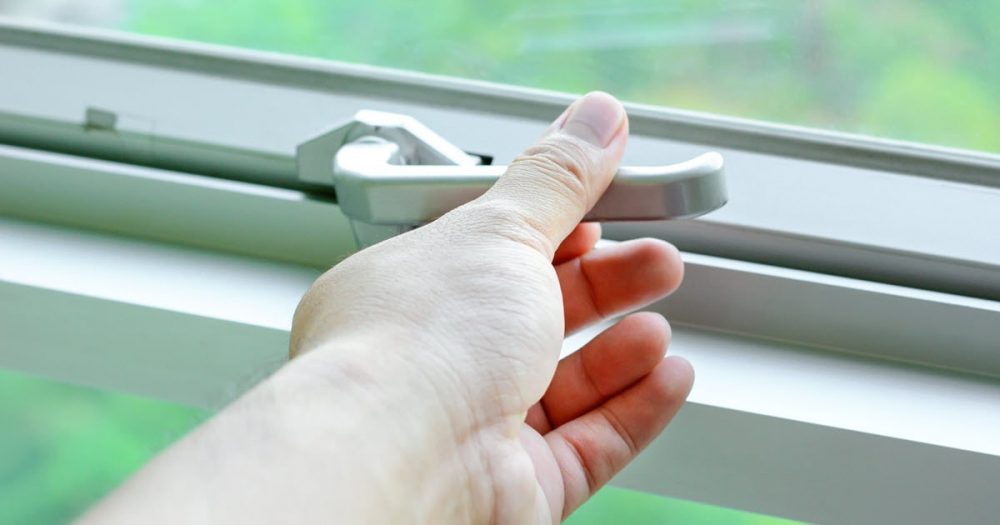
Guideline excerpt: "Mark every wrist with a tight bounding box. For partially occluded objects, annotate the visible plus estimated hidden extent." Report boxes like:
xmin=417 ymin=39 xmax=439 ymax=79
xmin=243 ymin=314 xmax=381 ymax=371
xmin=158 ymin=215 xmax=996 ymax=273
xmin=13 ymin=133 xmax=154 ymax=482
xmin=265 ymin=342 xmax=494 ymax=523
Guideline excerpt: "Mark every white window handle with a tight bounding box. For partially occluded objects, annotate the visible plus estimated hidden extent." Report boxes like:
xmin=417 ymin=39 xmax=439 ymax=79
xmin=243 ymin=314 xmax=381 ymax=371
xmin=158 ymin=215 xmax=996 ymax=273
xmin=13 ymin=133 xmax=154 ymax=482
xmin=298 ymin=110 xmax=727 ymax=247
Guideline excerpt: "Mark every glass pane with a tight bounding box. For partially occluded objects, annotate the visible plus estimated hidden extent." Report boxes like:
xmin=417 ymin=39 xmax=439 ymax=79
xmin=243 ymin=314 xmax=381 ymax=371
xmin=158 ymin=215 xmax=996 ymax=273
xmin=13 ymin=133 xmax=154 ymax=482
xmin=2 ymin=0 xmax=998 ymax=153
xmin=568 ymin=486 xmax=801 ymax=525
xmin=0 ymin=369 xmax=207 ymax=523
xmin=0 ymin=369 xmax=795 ymax=523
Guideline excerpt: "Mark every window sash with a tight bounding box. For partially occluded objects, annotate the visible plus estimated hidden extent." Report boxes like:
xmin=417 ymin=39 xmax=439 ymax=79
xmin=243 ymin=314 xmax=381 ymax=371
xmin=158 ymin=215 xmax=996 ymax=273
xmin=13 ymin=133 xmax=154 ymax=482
xmin=1 ymin=19 xmax=999 ymax=302
xmin=2 ymin=20 xmax=1000 ymax=524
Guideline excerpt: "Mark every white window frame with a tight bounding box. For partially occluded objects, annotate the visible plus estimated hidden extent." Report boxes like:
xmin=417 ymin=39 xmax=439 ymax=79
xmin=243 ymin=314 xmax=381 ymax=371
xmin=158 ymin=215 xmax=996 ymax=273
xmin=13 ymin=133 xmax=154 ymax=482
xmin=1 ymin=19 xmax=999 ymax=524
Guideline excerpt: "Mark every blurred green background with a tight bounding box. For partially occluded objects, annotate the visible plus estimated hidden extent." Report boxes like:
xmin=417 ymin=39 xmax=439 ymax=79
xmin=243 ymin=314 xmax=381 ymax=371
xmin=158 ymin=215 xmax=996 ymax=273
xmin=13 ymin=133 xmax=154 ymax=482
xmin=0 ymin=369 xmax=798 ymax=524
xmin=2 ymin=0 xmax=996 ymax=522
xmin=121 ymin=0 xmax=1000 ymax=153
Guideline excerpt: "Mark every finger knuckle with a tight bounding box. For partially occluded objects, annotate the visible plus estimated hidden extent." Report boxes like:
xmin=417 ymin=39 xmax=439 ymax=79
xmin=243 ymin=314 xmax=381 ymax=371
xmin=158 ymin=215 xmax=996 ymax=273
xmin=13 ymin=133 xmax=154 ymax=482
xmin=514 ymin=138 xmax=597 ymax=206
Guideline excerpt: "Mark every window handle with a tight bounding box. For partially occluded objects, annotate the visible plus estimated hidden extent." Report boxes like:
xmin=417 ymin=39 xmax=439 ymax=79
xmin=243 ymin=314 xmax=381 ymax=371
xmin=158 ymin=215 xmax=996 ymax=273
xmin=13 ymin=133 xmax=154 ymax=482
xmin=298 ymin=110 xmax=727 ymax=248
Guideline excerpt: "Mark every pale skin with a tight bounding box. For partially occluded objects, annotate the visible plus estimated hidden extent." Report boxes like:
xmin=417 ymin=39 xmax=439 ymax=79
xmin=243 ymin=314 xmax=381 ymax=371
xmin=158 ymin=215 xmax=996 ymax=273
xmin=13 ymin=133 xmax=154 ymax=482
xmin=80 ymin=92 xmax=693 ymax=524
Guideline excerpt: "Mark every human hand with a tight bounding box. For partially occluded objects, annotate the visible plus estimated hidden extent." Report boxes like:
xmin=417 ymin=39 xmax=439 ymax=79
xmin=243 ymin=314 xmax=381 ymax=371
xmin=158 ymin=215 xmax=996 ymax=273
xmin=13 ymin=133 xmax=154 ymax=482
xmin=80 ymin=92 xmax=691 ymax=525
xmin=288 ymin=91 xmax=693 ymax=523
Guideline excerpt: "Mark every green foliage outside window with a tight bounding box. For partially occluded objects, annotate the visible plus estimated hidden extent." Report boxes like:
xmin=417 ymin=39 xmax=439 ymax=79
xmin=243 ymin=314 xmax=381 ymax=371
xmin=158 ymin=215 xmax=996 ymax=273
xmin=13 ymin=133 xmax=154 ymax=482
xmin=122 ymin=0 xmax=1000 ymax=152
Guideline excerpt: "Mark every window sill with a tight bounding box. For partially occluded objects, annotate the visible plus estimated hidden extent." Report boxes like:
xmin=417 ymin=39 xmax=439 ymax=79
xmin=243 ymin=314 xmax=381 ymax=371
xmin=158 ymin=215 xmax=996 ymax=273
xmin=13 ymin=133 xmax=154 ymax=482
xmin=3 ymin=216 xmax=997 ymax=524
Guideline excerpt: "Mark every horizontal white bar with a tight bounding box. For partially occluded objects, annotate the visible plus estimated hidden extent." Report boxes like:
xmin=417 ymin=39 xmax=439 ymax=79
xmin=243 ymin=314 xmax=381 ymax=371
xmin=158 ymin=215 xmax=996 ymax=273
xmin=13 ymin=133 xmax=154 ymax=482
xmin=618 ymin=400 xmax=1000 ymax=525
xmin=0 ymin=219 xmax=316 ymax=330
xmin=668 ymin=253 xmax=1000 ymax=377
xmin=0 ymin=144 xmax=354 ymax=268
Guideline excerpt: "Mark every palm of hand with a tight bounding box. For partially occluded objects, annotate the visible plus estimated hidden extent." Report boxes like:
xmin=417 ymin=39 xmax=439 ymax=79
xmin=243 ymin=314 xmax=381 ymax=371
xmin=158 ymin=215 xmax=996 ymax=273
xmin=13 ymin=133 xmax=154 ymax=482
xmin=291 ymin=219 xmax=690 ymax=524
xmin=461 ymin=223 xmax=691 ymax=523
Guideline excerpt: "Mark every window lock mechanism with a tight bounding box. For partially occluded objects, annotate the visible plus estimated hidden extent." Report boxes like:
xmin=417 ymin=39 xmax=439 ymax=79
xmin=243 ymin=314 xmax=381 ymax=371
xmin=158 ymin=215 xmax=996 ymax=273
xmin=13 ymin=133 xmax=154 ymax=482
xmin=297 ymin=110 xmax=727 ymax=248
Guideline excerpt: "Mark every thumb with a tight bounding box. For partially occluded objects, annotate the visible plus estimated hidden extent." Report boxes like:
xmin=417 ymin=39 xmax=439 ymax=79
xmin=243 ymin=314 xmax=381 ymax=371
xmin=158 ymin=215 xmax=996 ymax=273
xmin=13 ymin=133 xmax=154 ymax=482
xmin=473 ymin=91 xmax=628 ymax=258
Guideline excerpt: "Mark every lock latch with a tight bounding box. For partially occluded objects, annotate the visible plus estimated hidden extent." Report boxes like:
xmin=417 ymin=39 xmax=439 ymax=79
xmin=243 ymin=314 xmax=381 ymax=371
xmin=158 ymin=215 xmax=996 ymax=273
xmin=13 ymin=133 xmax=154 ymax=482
xmin=297 ymin=110 xmax=727 ymax=248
